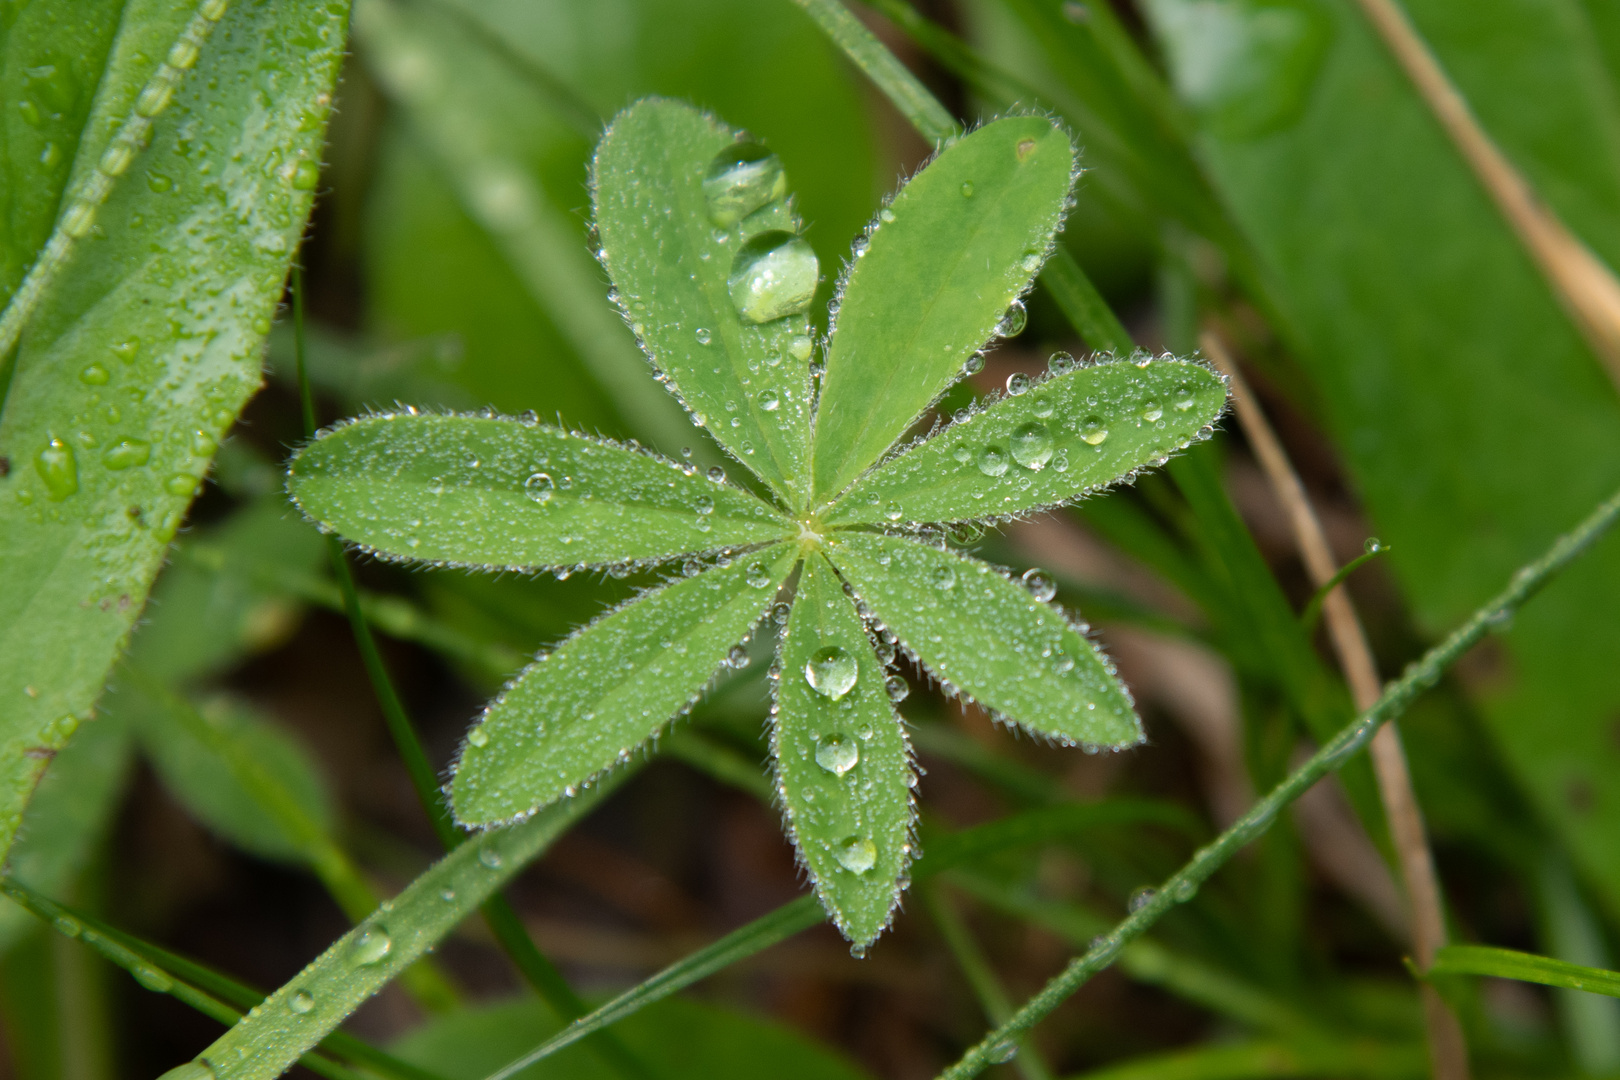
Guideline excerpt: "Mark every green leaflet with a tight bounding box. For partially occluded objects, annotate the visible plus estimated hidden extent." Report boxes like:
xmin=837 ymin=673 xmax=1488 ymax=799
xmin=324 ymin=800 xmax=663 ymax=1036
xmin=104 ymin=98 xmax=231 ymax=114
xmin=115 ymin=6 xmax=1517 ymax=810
xmin=811 ymin=116 xmax=1075 ymax=501
xmin=828 ymin=532 xmax=1141 ymax=748
xmin=593 ymin=98 xmax=818 ymax=505
xmin=451 ymin=545 xmax=797 ymax=826
xmin=774 ymin=555 xmax=914 ymax=949
xmin=195 ymin=777 xmax=623 ymax=1080
xmin=287 ymin=414 xmax=793 ymax=571
xmin=0 ymin=0 xmax=348 ymax=860
xmin=824 ymin=357 xmax=1225 ymax=525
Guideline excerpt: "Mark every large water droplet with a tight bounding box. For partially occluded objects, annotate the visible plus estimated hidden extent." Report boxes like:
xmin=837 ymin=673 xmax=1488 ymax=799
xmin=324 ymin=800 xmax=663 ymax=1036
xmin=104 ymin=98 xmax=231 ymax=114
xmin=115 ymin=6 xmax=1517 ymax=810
xmin=745 ymin=562 xmax=772 ymax=588
xmin=1080 ymin=418 xmax=1110 ymax=446
xmin=525 ymin=473 xmax=554 ymax=504
xmin=885 ymin=676 xmax=909 ymax=703
xmin=347 ymin=926 xmax=392 ymax=966
xmin=727 ymin=644 xmax=751 ymax=669
xmin=703 ymin=143 xmax=787 ymax=226
xmin=759 ymin=388 xmax=780 ymax=411
xmin=290 ymin=989 xmax=316 ymax=1014
xmin=1141 ymin=400 xmax=1163 ymax=422
xmin=1174 ymin=386 xmax=1196 ymax=411
xmin=727 ymin=231 xmax=818 ymax=324
xmin=1048 ymin=351 xmax=1077 ymax=376
xmin=976 ymin=446 xmax=1008 ymax=477
xmin=835 ymin=837 xmax=878 ymax=873
xmin=1021 ymin=568 xmax=1057 ymax=603
xmin=35 ymin=438 xmax=77 ymax=500
xmin=1010 ymin=422 xmax=1053 ymax=470
xmin=103 ymin=438 xmax=151 ymax=470
xmin=815 ymin=734 xmax=859 ymax=775
xmin=804 ymin=646 xmax=858 ymax=700
xmin=996 ymin=299 xmax=1028 ymax=338
xmin=884 ymin=502 xmax=903 ymax=522
xmin=1005 ymin=372 xmax=1031 ymax=396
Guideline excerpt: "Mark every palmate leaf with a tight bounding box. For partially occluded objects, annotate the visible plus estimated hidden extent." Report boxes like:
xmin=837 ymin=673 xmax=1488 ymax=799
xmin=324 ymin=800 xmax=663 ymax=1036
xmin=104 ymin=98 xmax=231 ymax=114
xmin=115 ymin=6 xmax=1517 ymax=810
xmin=811 ymin=115 xmax=1076 ymax=501
xmin=287 ymin=414 xmax=792 ymax=570
xmin=452 ymin=545 xmax=797 ymax=826
xmin=825 ymin=356 xmax=1225 ymax=526
xmin=774 ymin=555 xmax=914 ymax=949
xmin=0 ymin=0 xmax=348 ymax=862
xmin=593 ymin=98 xmax=818 ymax=506
xmin=828 ymin=532 xmax=1141 ymax=749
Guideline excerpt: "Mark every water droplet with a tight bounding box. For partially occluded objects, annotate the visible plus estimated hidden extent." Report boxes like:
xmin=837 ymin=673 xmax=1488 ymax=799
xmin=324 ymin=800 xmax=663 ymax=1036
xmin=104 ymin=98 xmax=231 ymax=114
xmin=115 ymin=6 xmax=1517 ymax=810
xmin=1364 ymin=537 xmax=1385 ymax=555
xmin=291 ymin=159 xmax=320 ymax=190
xmin=1021 ymin=252 xmax=1041 ymax=272
xmin=147 ymin=173 xmax=173 ymax=193
xmin=524 ymin=473 xmax=554 ymax=504
xmin=933 ymin=565 xmax=957 ymax=590
xmin=1172 ymin=878 xmax=1198 ymax=902
xmin=1129 ymin=887 xmax=1157 ymax=912
xmin=976 ymin=446 xmax=1008 ymax=477
xmin=102 ymin=438 xmax=151 ymax=470
xmin=728 ymin=231 xmax=819 ymax=324
xmin=466 ymin=727 xmax=489 ymax=748
xmin=1021 ymin=568 xmax=1057 ymax=602
xmin=989 ymin=1041 xmax=1019 ymax=1064
xmin=112 ymin=340 xmax=139 ymax=363
xmin=1048 ymin=351 xmax=1077 ymax=376
xmin=1141 ymin=400 xmax=1164 ymax=423
xmin=478 ymin=845 xmax=504 ymax=870
xmin=79 ymin=362 xmax=110 ymax=385
xmin=156 ymin=1063 xmax=214 ymax=1080
xmin=1052 ymin=448 xmax=1070 ymax=472
xmin=960 ymin=181 xmax=974 ymax=197
xmin=53 ymin=916 xmax=81 ymax=938
xmin=884 ymin=502 xmax=904 ymax=522
xmin=759 ymin=388 xmax=780 ymax=411
xmin=727 ymin=644 xmax=751 ymax=669
xmin=835 ymin=837 xmax=878 ymax=873
xmin=815 ymin=734 xmax=860 ymax=775
xmin=707 ymin=466 xmax=726 ymax=483
xmin=768 ymin=602 xmax=792 ymax=627
xmin=787 ymin=335 xmax=814 ymax=362
xmin=804 ymin=646 xmax=858 ymax=700
xmin=1005 ymin=371 xmax=1031 ymax=396
xmin=996 ymin=300 xmax=1027 ymax=338
xmin=885 ymin=676 xmax=909 ymax=703
xmin=951 ymin=443 xmax=972 ymax=465
xmin=702 ymin=143 xmax=787 ymax=226
xmin=290 ymin=989 xmax=316 ymax=1014
xmin=694 ymin=327 xmax=712 ymax=345
xmin=348 ymin=926 xmax=392 ymax=966
xmin=682 ymin=558 xmax=704 ymax=577
xmin=694 ymin=494 xmax=715 ymax=515
xmin=1173 ymin=386 xmax=1196 ymax=411
xmin=879 ymin=207 xmax=896 ymax=223
xmin=1032 ymin=394 xmax=1054 ymax=419
xmin=962 ymin=354 xmax=984 ymax=375
xmin=1010 ymin=422 xmax=1053 ymax=470
xmin=1080 ymin=418 xmax=1110 ymax=445
xmin=35 ymin=438 xmax=77 ymax=500
xmin=746 ymin=562 xmax=772 ymax=588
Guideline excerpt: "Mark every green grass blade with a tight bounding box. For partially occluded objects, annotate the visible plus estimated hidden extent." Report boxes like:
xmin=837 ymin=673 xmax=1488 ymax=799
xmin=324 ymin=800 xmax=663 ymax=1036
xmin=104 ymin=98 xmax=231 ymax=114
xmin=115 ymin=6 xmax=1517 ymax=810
xmin=0 ymin=0 xmax=347 ymax=861
xmin=825 ymin=356 xmax=1225 ymax=526
xmin=192 ymin=773 xmax=627 ymax=1080
xmin=288 ymin=414 xmax=793 ymax=572
xmin=481 ymin=896 xmax=826 ymax=1080
xmin=592 ymin=97 xmax=818 ymax=505
xmin=1064 ymin=1038 xmax=1426 ymax=1080
xmin=828 ymin=533 xmax=1141 ymax=749
xmin=352 ymin=0 xmax=695 ymax=456
xmin=451 ymin=545 xmax=796 ymax=826
xmin=775 ymin=554 xmax=915 ymax=948
xmin=811 ymin=117 xmax=1076 ymax=502
xmin=1430 ymin=945 xmax=1620 ymax=999
xmin=915 ymin=800 xmax=1204 ymax=880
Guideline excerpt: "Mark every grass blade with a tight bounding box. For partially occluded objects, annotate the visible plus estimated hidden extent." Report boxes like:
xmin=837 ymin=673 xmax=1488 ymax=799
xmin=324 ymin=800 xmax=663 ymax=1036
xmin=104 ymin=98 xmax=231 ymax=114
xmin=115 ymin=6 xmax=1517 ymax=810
xmin=451 ymin=546 xmax=796 ymax=827
xmin=288 ymin=413 xmax=793 ymax=571
xmin=811 ymin=116 xmax=1075 ymax=502
xmin=1430 ymin=945 xmax=1620 ymax=999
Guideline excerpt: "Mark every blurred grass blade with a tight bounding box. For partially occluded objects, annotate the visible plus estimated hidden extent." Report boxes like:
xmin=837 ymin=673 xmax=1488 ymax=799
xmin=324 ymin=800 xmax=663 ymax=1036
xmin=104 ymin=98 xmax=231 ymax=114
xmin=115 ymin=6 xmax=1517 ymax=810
xmin=1065 ymin=1038 xmax=1427 ymax=1080
xmin=829 ymin=532 xmax=1140 ymax=748
xmin=825 ymin=357 xmax=1224 ymax=527
xmin=776 ymin=554 xmax=914 ymax=947
xmin=352 ymin=0 xmax=694 ymax=454
xmin=451 ymin=546 xmax=796 ymax=827
xmin=192 ymin=773 xmax=627 ymax=1080
xmin=592 ymin=97 xmax=819 ymax=506
xmin=483 ymin=895 xmax=825 ymax=1080
xmin=1431 ymin=945 xmax=1620 ymax=999
xmin=288 ymin=414 xmax=793 ymax=571
xmin=811 ymin=117 xmax=1075 ymax=502
xmin=0 ymin=0 xmax=348 ymax=862
xmin=915 ymin=800 xmax=1204 ymax=881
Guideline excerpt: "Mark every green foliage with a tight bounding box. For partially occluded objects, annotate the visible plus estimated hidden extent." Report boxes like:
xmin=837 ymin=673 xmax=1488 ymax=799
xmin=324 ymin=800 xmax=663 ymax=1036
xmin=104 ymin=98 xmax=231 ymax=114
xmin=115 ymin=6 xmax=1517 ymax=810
xmin=291 ymin=97 xmax=1224 ymax=946
xmin=0 ymin=0 xmax=348 ymax=860
xmin=1431 ymin=945 xmax=1620 ymax=999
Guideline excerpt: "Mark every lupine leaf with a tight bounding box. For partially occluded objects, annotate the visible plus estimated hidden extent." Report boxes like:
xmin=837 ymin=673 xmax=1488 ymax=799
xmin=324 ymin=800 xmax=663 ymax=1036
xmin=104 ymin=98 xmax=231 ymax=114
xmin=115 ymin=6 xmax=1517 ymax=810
xmin=828 ymin=532 xmax=1140 ymax=748
xmin=774 ymin=554 xmax=914 ymax=948
xmin=0 ymin=0 xmax=348 ymax=861
xmin=810 ymin=116 xmax=1075 ymax=502
xmin=825 ymin=356 xmax=1224 ymax=526
xmin=593 ymin=98 xmax=818 ymax=506
xmin=451 ymin=545 xmax=797 ymax=826
xmin=287 ymin=414 xmax=793 ymax=571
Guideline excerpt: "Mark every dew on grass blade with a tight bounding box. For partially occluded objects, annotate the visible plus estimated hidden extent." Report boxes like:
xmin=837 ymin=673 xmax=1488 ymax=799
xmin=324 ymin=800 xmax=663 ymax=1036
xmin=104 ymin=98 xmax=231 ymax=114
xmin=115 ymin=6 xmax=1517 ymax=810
xmin=347 ymin=926 xmax=392 ymax=966
xmin=289 ymin=989 xmax=316 ymax=1014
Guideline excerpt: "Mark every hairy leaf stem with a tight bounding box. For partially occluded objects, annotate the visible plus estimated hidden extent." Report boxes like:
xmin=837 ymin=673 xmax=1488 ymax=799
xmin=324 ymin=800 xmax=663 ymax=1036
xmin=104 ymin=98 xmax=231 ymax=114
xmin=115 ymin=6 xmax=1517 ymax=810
xmin=937 ymin=481 xmax=1620 ymax=1080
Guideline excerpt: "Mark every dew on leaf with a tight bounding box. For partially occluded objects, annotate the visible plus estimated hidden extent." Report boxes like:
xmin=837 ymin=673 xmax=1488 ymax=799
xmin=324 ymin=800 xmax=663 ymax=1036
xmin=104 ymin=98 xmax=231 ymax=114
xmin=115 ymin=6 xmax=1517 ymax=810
xmin=290 ymin=989 xmax=316 ymax=1014
xmin=694 ymin=327 xmax=712 ymax=344
xmin=1010 ymin=422 xmax=1053 ymax=470
xmin=746 ymin=562 xmax=773 ymax=588
xmin=694 ymin=494 xmax=715 ymax=514
xmin=524 ymin=473 xmax=554 ymax=504
xmin=702 ymin=143 xmax=787 ymax=226
xmin=996 ymin=299 xmax=1027 ymax=338
xmin=885 ymin=676 xmax=910 ymax=703
xmin=815 ymin=734 xmax=859 ymax=775
xmin=728 ymin=643 xmax=751 ymax=669
xmin=1022 ymin=568 xmax=1057 ymax=603
xmin=805 ymin=646 xmax=858 ymax=700
xmin=35 ymin=438 xmax=77 ymax=500
xmin=1048 ymin=351 xmax=1077 ymax=375
xmin=960 ymin=181 xmax=974 ymax=197
xmin=933 ymin=565 xmax=957 ymax=590
xmin=771 ymin=602 xmax=792 ymax=626
xmin=977 ymin=446 xmax=1008 ymax=477
xmin=102 ymin=438 xmax=151 ymax=470
xmin=1032 ymin=394 xmax=1053 ymax=418
xmin=79 ymin=363 xmax=110 ymax=385
xmin=1005 ymin=372 xmax=1031 ymax=396
xmin=1174 ymin=385 xmax=1197 ymax=411
xmin=952 ymin=443 xmax=972 ymax=464
xmin=1142 ymin=400 xmax=1164 ymax=422
xmin=884 ymin=502 xmax=903 ymax=522
xmin=1080 ymin=418 xmax=1110 ymax=445
xmin=787 ymin=334 xmax=814 ymax=362
xmin=728 ymin=231 xmax=818 ymax=324
xmin=478 ymin=844 xmax=504 ymax=869
xmin=466 ymin=727 xmax=489 ymax=748
xmin=347 ymin=926 xmax=392 ymax=966
xmin=759 ymin=388 xmax=780 ymax=411
xmin=836 ymin=837 xmax=878 ymax=873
